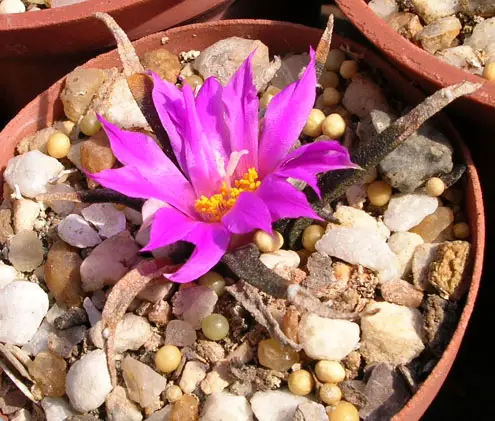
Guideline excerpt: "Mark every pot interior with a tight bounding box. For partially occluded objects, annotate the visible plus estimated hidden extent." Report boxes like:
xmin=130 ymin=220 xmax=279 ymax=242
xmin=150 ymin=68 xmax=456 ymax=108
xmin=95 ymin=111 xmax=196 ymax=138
xmin=0 ymin=19 xmax=485 ymax=421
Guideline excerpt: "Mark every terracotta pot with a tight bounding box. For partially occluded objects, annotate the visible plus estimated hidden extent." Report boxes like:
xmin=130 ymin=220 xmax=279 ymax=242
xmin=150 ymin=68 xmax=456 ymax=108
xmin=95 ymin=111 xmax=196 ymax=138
xmin=0 ymin=0 xmax=235 ymax=122
xmin=0 ymin=19 xmax=485 ymax=421
xmin=334 ymin=0 xmax=495 ymax=129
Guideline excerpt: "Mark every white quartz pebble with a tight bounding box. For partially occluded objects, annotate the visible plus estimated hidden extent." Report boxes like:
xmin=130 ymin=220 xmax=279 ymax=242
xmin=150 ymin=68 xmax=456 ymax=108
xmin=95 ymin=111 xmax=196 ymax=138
xmin=65 ymin=349 xmax=113 ymax=412
xmin=4 ymin=150 xmax=64 ymax=198
xmin=384 ymin=193 xmax=438 ymax=232
xmin=0 ymin=281 xmax=49 ymax=345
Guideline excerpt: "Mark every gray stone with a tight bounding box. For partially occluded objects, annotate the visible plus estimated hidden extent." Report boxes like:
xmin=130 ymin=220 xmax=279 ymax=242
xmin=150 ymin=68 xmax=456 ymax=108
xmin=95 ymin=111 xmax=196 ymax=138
xmin=293 ymin=402 xmax=327 ymax=421
xmin=423 ymin=294 xmax=458 ymax=357
xmin=379 ymin=121 xmax=453 ymax=193
xmin=360 ymin=363 xmax=410 ymax=421
xmin=194 ymin=37 xmax=281 ymax=92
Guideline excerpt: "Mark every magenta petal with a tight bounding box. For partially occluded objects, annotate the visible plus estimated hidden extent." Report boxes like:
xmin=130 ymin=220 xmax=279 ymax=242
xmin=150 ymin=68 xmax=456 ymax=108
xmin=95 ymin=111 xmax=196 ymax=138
xmin=258 ymin=49 xmax=317 ymax=177
xmin=141 ymin=206 xmax=200 ymax=252
xmin=99 ymin=117 xmax=168 ymax=169
xmin=221 ymin=191 xmax=273 ymax=234
xmin=196 ymin=77 xmax=230 ymax=160
xmin=181 ymin=84 xmax=223 ymax=196
xmin=150 ymin=72 xmax=188 ymax=172
xmin=273 ymin=140 xmax=358 ymax=197
xmin=256 ymin=175 xmax=322 ymax=221
xmin=90 ymin=166 xmax=164 ymax=200
xmin=90 ymin=165 xmax=197 ymax=217
xmin=222 ymin=52 xmax=259 ymax=175
xmin=166 ymin=223 xmax=230 ymax=283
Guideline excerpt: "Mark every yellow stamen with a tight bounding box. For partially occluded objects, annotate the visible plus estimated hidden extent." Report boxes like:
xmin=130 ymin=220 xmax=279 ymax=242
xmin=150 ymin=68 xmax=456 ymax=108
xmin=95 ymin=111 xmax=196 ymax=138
xmin=195 ymin=167 xmax=261 ymax=221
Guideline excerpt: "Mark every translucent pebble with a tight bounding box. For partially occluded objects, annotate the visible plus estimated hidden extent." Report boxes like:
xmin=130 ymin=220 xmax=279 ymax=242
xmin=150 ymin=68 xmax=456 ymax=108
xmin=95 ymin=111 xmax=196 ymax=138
xmin=44 ymin=240 xmax=84 ymax=307
xmin=201 ymin=314 xmax=229 ymax=341
xmin=257 ymin=338 xmax=300 ymax=371
xmin=170 ymin=394 xmax=199 ymax=421
xmin=80 ymin=132 xmax=116 ymax=175
xmin=409 ymin=207 xmax=454 ymax=242
xmin=29 ymin=351 xmax=67 ymax=397
xmin=8 ymin=230 xmax=44 ymax=272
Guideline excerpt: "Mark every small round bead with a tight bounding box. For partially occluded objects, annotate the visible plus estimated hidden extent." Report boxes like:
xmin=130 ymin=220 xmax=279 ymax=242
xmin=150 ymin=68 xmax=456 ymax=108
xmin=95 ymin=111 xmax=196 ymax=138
xmin=320 ymin=71 xmax=340 ymax=89
xmin=327 ymin=401 xmax=360 ymax=421
xmin=367 ymin=181 xmax=392 ymax=206
xmin=303 ymin=109 xmax=326 ymax=137
xmin=302 ymin=224 xmax=325 ymax=252
xmin=164 ymin=385 xmax=183 ymax=402
xmin=253 ymin=230 xmax=284 ymax=253
xmin=260 ymin=86 xmax=281 ymax=108
xmin=323 ymin=88 xmax=341 ymax=106
xmin=155 ymin=345 xmax=182 ymax=373
xmin=320 ymin=383 xmax=342 ymax=405
xmin=322 ymin=113 xmax=346 ymax=139
xmin=288 ymin=369 xmax=314 ymax=396
xmin=425 ymin=177 xmax=445 ymax=197
xmin=198 ymin=271 xmax=226 ymax=296
xmin=453 ymin=222 xmax=470 ymax=239
xmin=79 ymin=112 xmax=102 ymax=136
xmin=483 ymin=62 xmax=495 ymax=81
xmin=326 ymin=49 xmax=346 ymax=72
xmin=184 ymin=74 xmax=203 ymax=89
xmin=315 ymin=360 xmax=346 ymax=384
xmin=47 ymin=132 xmax=71 ymax=159
xmin=339 ymin=60 xmax=358 ymax=79
xmin=202 ymin=313 xmax=229 ymax=341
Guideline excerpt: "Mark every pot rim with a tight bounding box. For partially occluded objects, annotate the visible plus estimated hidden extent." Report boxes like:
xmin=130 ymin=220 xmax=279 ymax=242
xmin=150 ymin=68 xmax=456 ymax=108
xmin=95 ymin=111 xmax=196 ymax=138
xmin=334 ymin=0 xmax=495 ymax=109
xmin=0 ymin=19 xmax=486 ymax=421
xmin=0 ymin=0 xmax=228 ymax=32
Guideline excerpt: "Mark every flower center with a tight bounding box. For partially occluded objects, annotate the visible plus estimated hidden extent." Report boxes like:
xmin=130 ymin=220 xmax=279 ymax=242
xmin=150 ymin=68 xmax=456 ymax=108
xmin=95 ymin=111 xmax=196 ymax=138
xmin=194 ymin=168 xmax=261 ymax=221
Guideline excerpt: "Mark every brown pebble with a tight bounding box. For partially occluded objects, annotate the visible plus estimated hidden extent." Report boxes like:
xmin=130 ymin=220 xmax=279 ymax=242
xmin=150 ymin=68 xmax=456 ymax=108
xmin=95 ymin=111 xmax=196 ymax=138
xmin=170 ymin=394 xmax=199 ymax=421
xmin=0 ymin=208 xmax=13 ymax=244
xmin=44 ymin=240 xmax=84 ymax=307
xmin=28 ymin=351 xmax=67 ymax=397
xmin=428 ymin=240 xmax=471 ymax=301
xmin=380 ymin=279 xmax=424 ymax=308
xmin=80 ymin=132 xmax=116 ymax=185
xmin=148 ymin=300 xmax=172 ymax=326
xmin=141 ymin=48 xmax=181 ymax=83
xmin=281 ymin=306 xmax=300 ymax=343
